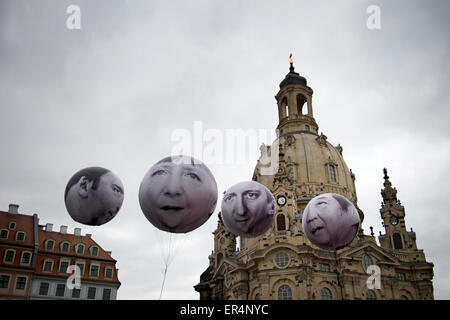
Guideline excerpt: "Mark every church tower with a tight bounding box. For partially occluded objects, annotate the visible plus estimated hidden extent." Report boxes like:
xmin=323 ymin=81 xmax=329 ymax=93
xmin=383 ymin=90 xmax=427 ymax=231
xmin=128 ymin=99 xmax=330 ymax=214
xmin=378 ymin=168 xmax=418 ymax=252
xmin=195 ymin=58 xmax=434 ymax=300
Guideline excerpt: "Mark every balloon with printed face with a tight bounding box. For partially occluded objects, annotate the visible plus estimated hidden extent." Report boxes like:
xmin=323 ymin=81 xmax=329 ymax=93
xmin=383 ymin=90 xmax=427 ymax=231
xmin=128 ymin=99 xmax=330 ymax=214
xmin=139 ymin=155 xmax=218 ymax=233
xmin=64 ymin=167 xmax=124 ymax=226
xmin=303 ymin=193 xmax=360 ymax=251
xmin=221 ymin=181 xmax=276 ymax=238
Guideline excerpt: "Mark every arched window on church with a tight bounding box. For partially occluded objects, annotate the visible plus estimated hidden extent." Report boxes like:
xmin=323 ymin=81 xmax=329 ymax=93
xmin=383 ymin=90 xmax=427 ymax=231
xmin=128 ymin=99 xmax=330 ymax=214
xmin=329 ymin=165 xmax=337 ymax=182
xmin=320 ymin=287 xmax=332 ymax=300
xmin=280 ymin=97 xmax=289 ymax=120
xmin=277 ymin=285 xmax=292 ymax=300
xmin=366 ymin=290 xmax=377 ymax=300
xmin=277 ymin=214 xmax=286 ymax=231
xmin=393 ymin=233 xmax=403 ymax=249
xmin=296 ymin=93 xmax=307 ymax=115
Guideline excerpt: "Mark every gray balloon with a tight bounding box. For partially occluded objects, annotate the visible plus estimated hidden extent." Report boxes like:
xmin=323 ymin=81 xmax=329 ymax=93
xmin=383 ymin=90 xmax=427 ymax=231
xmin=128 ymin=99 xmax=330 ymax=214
xmin=64 ymin=167 xmax=124 ymax=226
xmin=139 ymin=155 xmax=218 ymax=233
xmin=221 ymin=181 xmax=275 ymax=238
xmin=303 ymin=193 xmax=360 ymax=251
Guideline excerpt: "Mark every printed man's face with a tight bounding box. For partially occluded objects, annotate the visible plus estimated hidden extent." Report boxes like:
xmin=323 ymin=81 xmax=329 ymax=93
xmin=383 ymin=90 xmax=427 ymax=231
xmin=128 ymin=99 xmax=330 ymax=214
xmin=221 ymin=181 xmax=275 ymax=237
xmin=139 ymin=156 xmax=218 ymax=233
xmin=65 ymin=170 xmax=124 ymax=226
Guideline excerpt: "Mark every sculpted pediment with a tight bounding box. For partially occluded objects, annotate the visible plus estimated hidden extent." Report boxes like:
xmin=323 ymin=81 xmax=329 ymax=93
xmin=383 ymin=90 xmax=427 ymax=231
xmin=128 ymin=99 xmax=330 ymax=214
xmin=338 ymin=242 xmax=399 ymax=265
xmin=213 ymin=257 xmax=240 ymax=279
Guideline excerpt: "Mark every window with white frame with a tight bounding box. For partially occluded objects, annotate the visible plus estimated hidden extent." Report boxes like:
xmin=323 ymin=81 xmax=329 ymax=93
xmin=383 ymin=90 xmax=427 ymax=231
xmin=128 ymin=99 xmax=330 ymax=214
xmin=61 ymin=242 xmax=70 ymax=253
xmin=16 ymin=231 xmax=25 ymax=241
xmin=104 ymin=267 xmax=113 ymax=279
xmin=76 ymin=244 xmax=85 ymax=255
xmin=0 ymin=275 xmax=11 ymax=288
xmin=0 ymin=229 xmax=9 ymax=239
xmin=55 ymin=283 xmax=65 ymax=297
xmin=4 ymin=249 xmax=15 ymax=263
xmin=102 ymin=288 xmax=111 ymax=300
xmin=90 ymin=264 xmax=99 ymax=277
xmin=8 ymin=222 xmax=16 ymax=229
xmin=43 ymin=260 xmax=53 ymax=272
xmin=90 ymin=246 xmax=99 ymax=256
xmin=72 ymin=288 xmax=81 ymax=298
xmin=39 ymin=282 xmax=49 ymax=296
xmin=46 ymin=240 xmax=55 ymax=251
xmin=87 ymin=287 xmax=97 ymax=299
xmin=76 ymin=262 xmax=85 ymax=275
xmin=15 ymin=276 xmax=27 ymax=290
xmin=20 ymin=252 xmax=31 ymax=265
xmin=59 ymin=261 xmax=70 ymax=274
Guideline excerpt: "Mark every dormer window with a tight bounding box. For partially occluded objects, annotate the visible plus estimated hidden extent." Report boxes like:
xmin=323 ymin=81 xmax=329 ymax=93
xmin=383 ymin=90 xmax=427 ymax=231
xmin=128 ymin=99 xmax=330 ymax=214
xmin=46 ymin=240 xmax=55 ymax=251
xmin=76 ymin=244 xmax=85 ymax=255
xmin=0 ymin=229 xmax=8 ymax=239
xmin=90 ymin=246 xmax=99 ymax=257
xmin=16 ymin=231 xmax=26 ymax=241
xmin=61 ymin=242 xmax=70 ymax=253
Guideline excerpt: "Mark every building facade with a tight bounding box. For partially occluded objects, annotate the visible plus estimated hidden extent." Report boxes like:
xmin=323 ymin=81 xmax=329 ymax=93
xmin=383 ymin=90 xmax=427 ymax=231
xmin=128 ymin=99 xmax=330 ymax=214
xmin=0 ymin=204 xmax=37 ymax=299
xmin=0 ymin=204 xmax=120 ymax=300
xmin=195 ymin=63 xmax=434 ymax=300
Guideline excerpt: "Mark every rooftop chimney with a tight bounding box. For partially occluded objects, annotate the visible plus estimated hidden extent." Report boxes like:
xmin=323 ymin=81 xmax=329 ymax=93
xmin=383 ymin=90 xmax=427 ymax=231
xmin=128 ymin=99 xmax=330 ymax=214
xmin=60 ymin=225 xmax=68 ymax=234
xmin=86 ymin=233 xmax=92 ymax=238
xmin=106 ymin=251 xmax=112 ymax=255
xmin=74 ymin=228 xmax=81 ymax=236
xmin=46 ymin=223 xmax=53 ymax=232
xmin=8 ymin=204 xmax=19 ymax=215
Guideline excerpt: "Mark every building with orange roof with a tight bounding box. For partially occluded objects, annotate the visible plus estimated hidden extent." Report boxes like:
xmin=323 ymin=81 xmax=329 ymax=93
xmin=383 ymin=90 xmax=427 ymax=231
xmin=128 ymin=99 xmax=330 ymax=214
xmin=0 ymin=204 xmax=38 ymax=299
xmin=0 ymin=204 xmax=121 ymax=300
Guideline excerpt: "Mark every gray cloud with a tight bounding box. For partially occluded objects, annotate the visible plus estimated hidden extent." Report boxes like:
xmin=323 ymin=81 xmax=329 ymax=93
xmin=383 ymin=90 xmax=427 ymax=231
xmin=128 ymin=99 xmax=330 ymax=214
xmin=1 ymin=0 xmax=449 ymax=299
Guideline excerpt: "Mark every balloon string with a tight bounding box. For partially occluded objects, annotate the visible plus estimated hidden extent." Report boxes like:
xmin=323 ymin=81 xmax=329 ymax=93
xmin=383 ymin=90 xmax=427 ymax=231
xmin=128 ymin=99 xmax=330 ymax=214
xmin=159 ymin=265 xmax=168 ymax=300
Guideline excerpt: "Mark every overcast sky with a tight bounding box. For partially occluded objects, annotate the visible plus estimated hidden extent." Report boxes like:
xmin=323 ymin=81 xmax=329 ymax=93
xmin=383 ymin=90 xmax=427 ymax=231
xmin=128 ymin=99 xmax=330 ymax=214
xmin=1 ymin=0 xmax=449 ymax=299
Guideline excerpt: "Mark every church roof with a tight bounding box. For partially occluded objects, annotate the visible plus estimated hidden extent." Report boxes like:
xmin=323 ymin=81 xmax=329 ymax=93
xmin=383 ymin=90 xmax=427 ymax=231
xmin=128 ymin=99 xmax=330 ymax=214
xmin=279 ymin=65 xmax=307 ymax=88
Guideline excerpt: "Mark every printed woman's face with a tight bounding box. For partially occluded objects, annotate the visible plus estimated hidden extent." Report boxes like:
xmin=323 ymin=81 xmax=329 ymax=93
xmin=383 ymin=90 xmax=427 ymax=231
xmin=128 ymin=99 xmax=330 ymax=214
xmin=139 ymin=156 xmax=218 ymax=233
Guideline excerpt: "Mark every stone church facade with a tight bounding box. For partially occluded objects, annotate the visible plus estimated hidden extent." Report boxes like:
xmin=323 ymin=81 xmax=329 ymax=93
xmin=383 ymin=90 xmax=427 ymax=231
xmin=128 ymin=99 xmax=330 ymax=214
xmin=194 ymin=62 xmax=434 ymax=300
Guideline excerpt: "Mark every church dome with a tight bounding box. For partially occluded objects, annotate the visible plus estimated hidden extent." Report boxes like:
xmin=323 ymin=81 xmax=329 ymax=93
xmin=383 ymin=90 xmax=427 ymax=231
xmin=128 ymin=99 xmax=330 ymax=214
xmin=255 ymin=60 xmax=357 ymax=204
xmin=279 ymin=65 xmax=308 ymax=88
xmin=254 ymin=131 xmax=357 ymax=204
